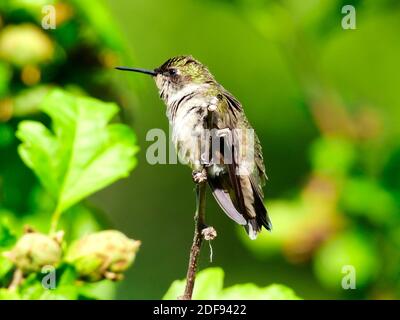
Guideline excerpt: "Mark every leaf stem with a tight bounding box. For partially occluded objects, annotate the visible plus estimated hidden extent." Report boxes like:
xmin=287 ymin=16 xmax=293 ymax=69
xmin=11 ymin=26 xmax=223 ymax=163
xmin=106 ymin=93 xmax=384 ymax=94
xmin=49 ymin=207 xmax=62 ymax=234
xmin=8 ymin=268 xmax=23 ymax=291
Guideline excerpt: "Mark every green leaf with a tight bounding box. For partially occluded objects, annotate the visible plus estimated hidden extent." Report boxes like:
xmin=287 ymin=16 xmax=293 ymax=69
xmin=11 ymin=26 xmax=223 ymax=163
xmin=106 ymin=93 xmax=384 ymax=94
xmin=0 ymin=217 xmax=17 ymax=249
xmin=12 ymin=85 xmax=52 ymax=117
xmin=17 ymin=89 xmax=138 ymax=214
xmin=78 ymin=280 xmax=117 ymax=300
xmin=0 ymin=214 xmax=17 ymax=283
xmin=192 ymin=267 xmax=224 ymax=299
xmin=57 ymin=265 xmax=78 ymax=286
xmin=163 ymin=267 xmax=224 ymax=300
xmin=0 ymin=288 xmax=20 ymax=300
xmin=60 ymin=204 xmax=103 ymax=242
xmin=0 ymin=255 xmax=14 ymax=283
xmin=39 ymin=286 xmax=79 ymax=300
xmin=18 ymin=267 xmax=79 ymax=300
xmin=219 ymin=283 xmax=301 ymax=300
xmin=163 ymin=267 xmax=301 ymax=300
xmin=19 ymin=274 xmax=44 ymax=300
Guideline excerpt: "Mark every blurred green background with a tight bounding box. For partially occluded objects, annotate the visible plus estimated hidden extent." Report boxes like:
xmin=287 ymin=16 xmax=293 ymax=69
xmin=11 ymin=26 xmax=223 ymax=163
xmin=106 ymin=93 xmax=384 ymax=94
xmin=1 ymin=0 xmax=400 ymax=299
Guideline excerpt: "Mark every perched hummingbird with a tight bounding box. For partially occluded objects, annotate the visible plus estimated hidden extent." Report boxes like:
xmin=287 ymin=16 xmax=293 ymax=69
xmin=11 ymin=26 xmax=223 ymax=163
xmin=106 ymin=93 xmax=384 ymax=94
xmin=116 ymin=56 xmax=271 ymax=239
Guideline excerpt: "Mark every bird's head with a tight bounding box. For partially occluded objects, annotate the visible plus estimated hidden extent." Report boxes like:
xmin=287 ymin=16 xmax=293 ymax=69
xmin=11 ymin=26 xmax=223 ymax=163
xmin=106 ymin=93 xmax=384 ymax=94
xmin=116 ymin=56 xmax=215 ymax=99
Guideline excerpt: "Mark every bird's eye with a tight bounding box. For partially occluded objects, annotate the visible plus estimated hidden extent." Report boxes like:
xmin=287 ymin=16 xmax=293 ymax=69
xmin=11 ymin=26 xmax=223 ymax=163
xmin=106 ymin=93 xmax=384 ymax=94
xmin=168 ymin=69 xmax=178 ymax=76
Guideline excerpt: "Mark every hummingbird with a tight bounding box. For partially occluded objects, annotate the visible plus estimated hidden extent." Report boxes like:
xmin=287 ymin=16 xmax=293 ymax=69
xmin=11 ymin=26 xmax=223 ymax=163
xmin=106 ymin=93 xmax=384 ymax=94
xmin=116 ymin=56 xmax=271 ymax=239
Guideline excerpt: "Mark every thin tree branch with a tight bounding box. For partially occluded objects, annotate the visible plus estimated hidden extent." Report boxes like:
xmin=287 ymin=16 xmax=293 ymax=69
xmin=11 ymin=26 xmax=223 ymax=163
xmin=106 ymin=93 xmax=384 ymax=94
xmin=181 ymin=182 xmax=207 ymax=300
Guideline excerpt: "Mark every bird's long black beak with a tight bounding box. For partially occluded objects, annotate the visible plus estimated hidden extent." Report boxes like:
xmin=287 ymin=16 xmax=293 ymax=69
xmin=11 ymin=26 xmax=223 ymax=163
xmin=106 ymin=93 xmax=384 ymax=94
xmin=115 ymin=66 xmax=158 ymax=76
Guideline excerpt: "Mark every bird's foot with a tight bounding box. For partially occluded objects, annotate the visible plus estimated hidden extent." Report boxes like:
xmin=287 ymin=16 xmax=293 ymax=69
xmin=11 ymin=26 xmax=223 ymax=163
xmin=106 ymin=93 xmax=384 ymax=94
xmin=192 ymin=169 xmax=207 ymax=184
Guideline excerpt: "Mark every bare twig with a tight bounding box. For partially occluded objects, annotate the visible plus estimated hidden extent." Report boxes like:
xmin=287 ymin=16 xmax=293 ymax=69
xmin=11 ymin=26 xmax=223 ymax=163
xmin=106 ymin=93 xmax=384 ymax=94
xmin=181 ymin=182 xmax=212 ymax=300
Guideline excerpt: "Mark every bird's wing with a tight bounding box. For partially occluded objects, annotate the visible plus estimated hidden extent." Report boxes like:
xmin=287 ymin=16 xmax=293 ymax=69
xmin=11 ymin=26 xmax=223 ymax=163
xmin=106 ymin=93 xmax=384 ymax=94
xmin=223 ymin=89 xmax=268 ymax=183
xmin=203 ymin=93 xmax=246 ymax=222
xmin=206 ymin=90 xmax=271 ymax=234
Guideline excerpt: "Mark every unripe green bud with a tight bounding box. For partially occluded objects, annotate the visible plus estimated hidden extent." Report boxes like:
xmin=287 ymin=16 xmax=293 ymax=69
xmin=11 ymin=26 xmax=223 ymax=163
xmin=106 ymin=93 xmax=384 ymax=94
xmin=66 ymin=230 xmax=140 ymax=282
xmin=4 ymin=231 xmax=63 ymax=273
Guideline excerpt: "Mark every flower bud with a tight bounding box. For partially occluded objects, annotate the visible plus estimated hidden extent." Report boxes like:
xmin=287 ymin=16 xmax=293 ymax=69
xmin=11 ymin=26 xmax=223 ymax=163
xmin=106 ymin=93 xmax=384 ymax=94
xmin=4 ymin=231 xmax=63 ymax=273
xmin=66 ymin=230 xmax=140 ymax=282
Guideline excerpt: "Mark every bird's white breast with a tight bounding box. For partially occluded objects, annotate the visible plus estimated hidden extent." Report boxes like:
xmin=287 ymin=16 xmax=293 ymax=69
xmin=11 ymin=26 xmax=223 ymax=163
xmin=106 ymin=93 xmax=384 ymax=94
xmin=167 ymin=84 xmax=209 ymax=168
